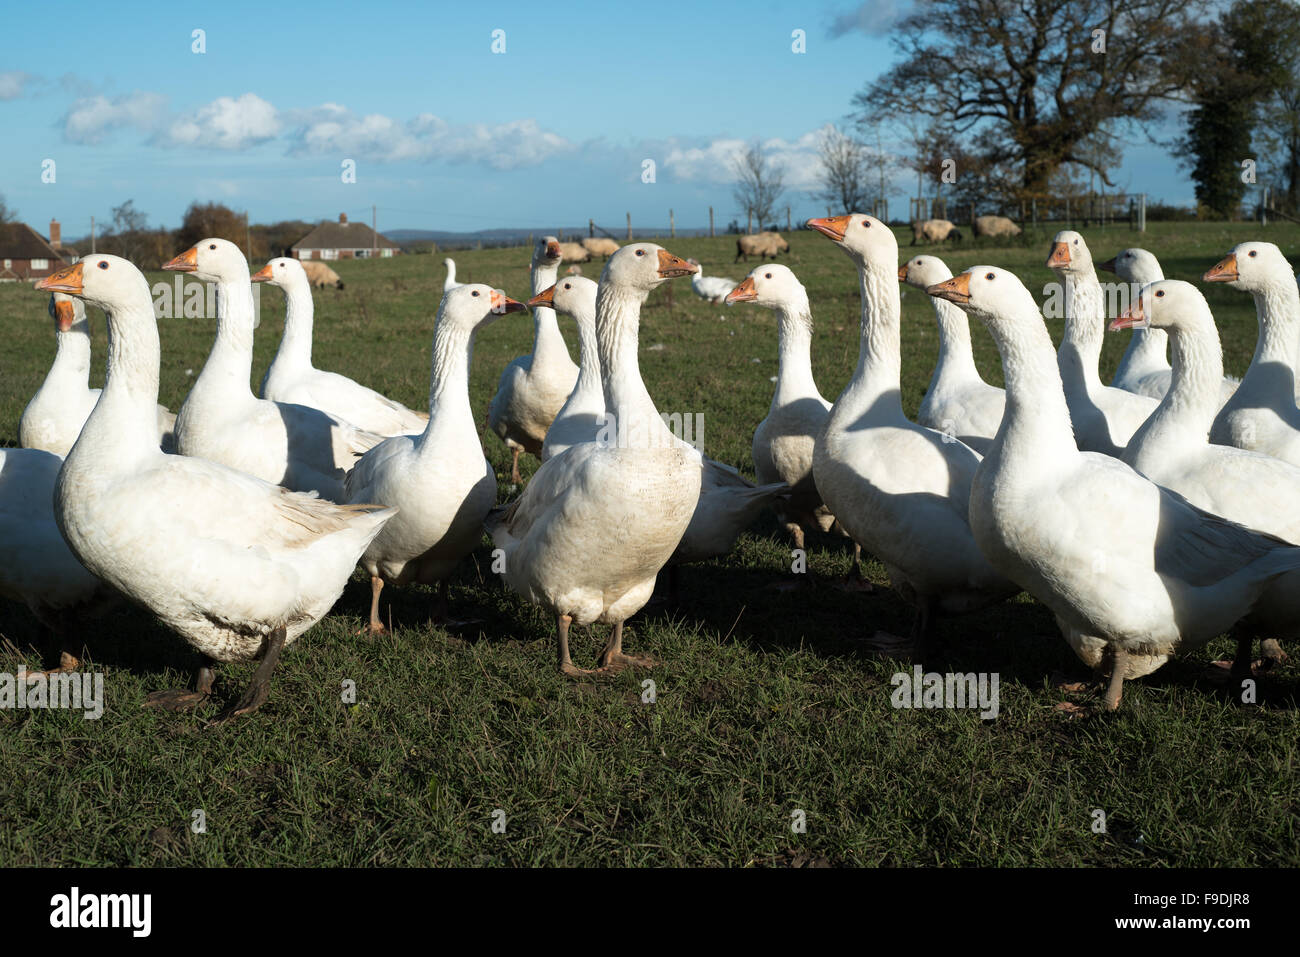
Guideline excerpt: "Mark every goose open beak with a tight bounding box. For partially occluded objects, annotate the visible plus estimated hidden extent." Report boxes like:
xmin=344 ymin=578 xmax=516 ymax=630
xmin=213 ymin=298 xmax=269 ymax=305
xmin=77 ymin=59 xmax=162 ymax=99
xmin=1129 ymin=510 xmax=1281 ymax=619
xmin=897 ymin=264 xmax=908 ymax=282
xmin=163 ymin=247 xmax=199 ymax=272
xmin=1098 ymin=256 xmax=1117 ymax=274
xmin=1046 ymin=242 xmax=1071 ymax=269
xmin=250 ymin=263 xmax=275 ymax=283
xmin=927 ymin=273 xmax=971 ymax=304
xmin=527 ymin=284 xmax=556 ymax=308
xmin=725 ymin=276 xmax=757 ymax=304
xmin=1110 ymin=298 xmax=1147 ymax=330
xmin=36 ymin=262 xmax=84 ymax=294
xmin=545 ymin=240 xmax=561 ymax=259
xmin=657 ymin=249 xmax=697 ymax=278
xmin=807 ymin=215 xmax=850 ymax=242
xmin=52 ymin=297 xmax=77 ymax=331
xmin=491 ymin=290 xmax=528 ymax=314
xmin=1204 ymin=254 xmax=1238 ymax=283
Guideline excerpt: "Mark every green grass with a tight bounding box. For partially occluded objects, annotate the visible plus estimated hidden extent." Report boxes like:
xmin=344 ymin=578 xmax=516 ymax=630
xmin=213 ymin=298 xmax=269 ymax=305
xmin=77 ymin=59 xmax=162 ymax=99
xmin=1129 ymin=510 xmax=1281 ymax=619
xmin=1 ymin=223 xmax=1299 ymax=867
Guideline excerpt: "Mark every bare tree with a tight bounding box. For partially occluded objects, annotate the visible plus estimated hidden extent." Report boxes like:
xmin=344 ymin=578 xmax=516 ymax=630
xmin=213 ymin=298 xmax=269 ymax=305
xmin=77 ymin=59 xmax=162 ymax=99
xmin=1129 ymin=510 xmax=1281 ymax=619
xmin=732 ymin=142 xmax=785 ymax=230
xmin=106 ymin=199 xmax=149 ymax=261
xmin=0 ymin=193 xmax=17 ymax=224
xmin=815 ymin=126 xmax=873 ymax=213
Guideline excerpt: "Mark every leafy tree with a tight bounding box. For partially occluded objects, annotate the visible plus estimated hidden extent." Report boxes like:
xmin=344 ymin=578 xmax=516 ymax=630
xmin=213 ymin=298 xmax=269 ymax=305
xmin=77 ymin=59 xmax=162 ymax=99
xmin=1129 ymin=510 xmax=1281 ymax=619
xmin=175 ymin=201 xmax=261 ymax=259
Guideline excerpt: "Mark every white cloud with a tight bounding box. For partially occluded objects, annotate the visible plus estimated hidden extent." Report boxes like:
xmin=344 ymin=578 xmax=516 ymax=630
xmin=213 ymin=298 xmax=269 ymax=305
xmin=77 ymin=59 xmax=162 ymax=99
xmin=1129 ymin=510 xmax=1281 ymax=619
xmin=285 ymin=106 xmax=572 ymax=169
xmin=62 ymin=91 xmax=168 ymax=144
xmin=160 ymin=93 xmax=280 ymax=150
xmin=0 ymin=71 xmax=33 ymax=100
xmin=664 ymin=128 xmax=829 ymax=189
xmin=828 ymin=0 xmax=916 ymax=37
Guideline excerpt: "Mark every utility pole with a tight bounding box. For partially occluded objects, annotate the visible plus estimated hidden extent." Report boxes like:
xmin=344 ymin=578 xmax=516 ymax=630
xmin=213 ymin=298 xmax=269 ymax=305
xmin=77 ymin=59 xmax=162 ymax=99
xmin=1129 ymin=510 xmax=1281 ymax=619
xmin=245 ymin=211 xmax=251 ymax=261
xmin=669 ymin=208 xmax=675 ymax=238
xmin=626 ymin=212 xmax=631 ymax=241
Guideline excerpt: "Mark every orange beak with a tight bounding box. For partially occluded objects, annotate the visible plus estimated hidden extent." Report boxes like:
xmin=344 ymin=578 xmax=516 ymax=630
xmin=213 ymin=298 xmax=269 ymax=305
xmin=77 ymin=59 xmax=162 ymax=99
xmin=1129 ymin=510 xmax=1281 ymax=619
xmin=1204 ymin=254 xmax=1238 ymax=283
xmin=897 ymin=264 xmax=909 ymax=282
xmin=490 ymin=290 xmax=528 ymax=314
xmin=1098 ymin=256 xmax=1118 ymax=274
xmin=545 ymin=240 xmax=561 ymax=259
xmin=927 ymin=273 xmax=972 ymax=305
xmin=163 ymin=247 xmax=199 ymax=272
xmin=725 ymin=276 xmax=757 ymax=304
xmin=1046 ymin=242 xmax=1071 ymax=269
xmin=1110 ymin=297 xmax=1146 ymax=331
xmin=657 ymin=249 xmax=697 ymax=278
xmin=807 ymin=215 xmax=850 ymax=242
xmin=527 ymin=284 xmax=556 ymax=308
xmin=36 ymin=262 xmax=84 ymax=294
xmin=52 ymin=298 xmax=77 ymax=331
xmin=250 ymin=263 xmax=275 ymax=283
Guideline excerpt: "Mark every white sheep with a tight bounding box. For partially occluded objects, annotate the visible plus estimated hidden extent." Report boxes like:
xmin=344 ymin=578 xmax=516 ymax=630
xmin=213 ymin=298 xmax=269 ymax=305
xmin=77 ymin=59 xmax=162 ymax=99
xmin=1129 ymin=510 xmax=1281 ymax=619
xmin=972 ymin=215 xmax=1022 ymax=239
xmin=909 ymin=219 xmax=962 ymax=245
xmin=299 ymin=260 xmax=344 ymax=289
xmin=581 ymin=237 xmax=619 ymax=259
xmin=557 ymin=241 xmax=591 ymax=263
xmin=735 ymin=231 xmax=790 ymax=262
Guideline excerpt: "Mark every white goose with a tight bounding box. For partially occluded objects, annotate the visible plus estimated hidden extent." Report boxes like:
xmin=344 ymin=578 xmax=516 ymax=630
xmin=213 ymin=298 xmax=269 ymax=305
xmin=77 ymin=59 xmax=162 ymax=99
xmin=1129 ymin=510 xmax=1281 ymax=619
xmin=165 ymin=239 xmax=384 ymax=502
xmin=1103 ymin=247 xmax=1238 ymax=404
xmin=20 ymin=293 xmax=176 ymax=456
xmin=1047 ymin=230 xmax=1158 ymax=456
xmin=487 ymin=236 xmax=579 ymax=483
xmin=535 ymin=275 xmax=604 ymax=462
xmin=688 ymin=259 xmax=739 ymax=304
xmin=487 ymin=244 xmax=702 ymax=674
xmin=345 ymin=284 xmax=526 ymax=634
xmin=0 ymin=444 xmax=109 ymax=673
xmin=254 ymin=257 xmax=428 ymax=436
xmin=37 ymin=257 xmax=396 ymax=721
xmin=899 ymin=254 xmax=1005 ymax=454
xmin=1115 ymin=279 xmax=1295 ymax=669
xmin=1207 ymin=242 xmax=1300 ymax=467
xmin=724 ymin=264 xmax=837 ymax=550
xmin=931 ymin=266 xmax=1300 ymax=709
xmin=443 ymin=257 xmax=462 ymax=292
xmin=807 ymin=214 xmax=1017 ymax=655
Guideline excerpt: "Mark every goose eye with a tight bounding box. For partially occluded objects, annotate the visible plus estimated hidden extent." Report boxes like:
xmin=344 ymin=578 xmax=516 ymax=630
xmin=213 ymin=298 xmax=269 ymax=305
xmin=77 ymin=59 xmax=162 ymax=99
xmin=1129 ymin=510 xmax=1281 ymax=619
xmin=1249 ymin=250 xmax=1257 ymax=257
xmin=563 ymin=283 xmax=571 ymax=290
xmin=1073 ymin=239 xmax=1079 ymax=245
xmin=985 ymin=272 xmax=995 ymax=280
xmin=208 ymin=243 xmax=216 ymax=250
xmin=635 ymin=249 xmax=644 ymax=256
xmin=764 ymin=272 xmax=772 ymax=279
xmin=1155 ymin=290 xmax=1165 ymax=297
xmin=98 ymin=261 xmax=109 ymax=270
xmin=862 ymin=219 xmax=871 ymax=228
xmin=471 ymin=290 xmax=480 ymax=297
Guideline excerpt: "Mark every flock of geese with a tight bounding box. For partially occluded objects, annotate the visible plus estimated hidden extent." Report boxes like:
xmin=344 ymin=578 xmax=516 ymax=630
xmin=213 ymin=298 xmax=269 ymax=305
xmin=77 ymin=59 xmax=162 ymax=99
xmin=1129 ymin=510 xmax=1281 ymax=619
xmin=2 ymin=214 xmax=1299 ymax=722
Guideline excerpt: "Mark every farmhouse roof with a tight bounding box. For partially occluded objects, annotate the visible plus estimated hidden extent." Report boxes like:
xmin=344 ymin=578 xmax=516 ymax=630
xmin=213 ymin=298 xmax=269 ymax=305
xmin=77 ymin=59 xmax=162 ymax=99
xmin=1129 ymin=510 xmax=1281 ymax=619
xmin=0 ymin=222 xmax=71 ymax=261
xmin=292 ymin=217 xmax=399 ymax=252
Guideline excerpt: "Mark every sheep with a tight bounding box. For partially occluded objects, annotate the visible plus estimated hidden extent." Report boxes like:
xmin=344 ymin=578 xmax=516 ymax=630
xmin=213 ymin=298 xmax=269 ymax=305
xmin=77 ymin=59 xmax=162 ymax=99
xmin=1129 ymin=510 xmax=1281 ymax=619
xmin=734 ymin=231 xmax=790 ymax=263
xmin=972 ymin=215 xmax=1022 ymax=239
xmin=909 ymin=219 xmax=962 ymax=246
xmin=557 ymin=241 xmax=591 ymax=263
xmin=299 ymin=259 xmax=345 ymax=289
xmin=581 ymin=237 xmax=619 ymax=259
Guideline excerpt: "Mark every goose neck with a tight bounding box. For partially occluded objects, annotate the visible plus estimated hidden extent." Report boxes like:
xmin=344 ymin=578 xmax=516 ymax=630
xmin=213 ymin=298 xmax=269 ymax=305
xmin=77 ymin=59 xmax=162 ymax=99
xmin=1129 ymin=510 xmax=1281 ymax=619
xmin=273 ymin=282 xmax=315 ymax=371
xmin=1138 ymin=317 xmax=1223 ymax=442
xmin=837 ymin=260 xmax=904 ymax=419
xmin=1058 ymin=271 xmax=1104 ymax=391
xmin=571 ymin=311 xmax=603 ymax=399
xmin=194 ymin=279 xmax=256 ymax=395
xmin=77 ymin=293 xmax=163 ymax=460
xmin=418 ymin=317 xmax=477 ymax=452
xmin=774 ymin=300 xmax=819 ymax=405
xmin=932 ymin=297 xmax=979 ymax=378
xmin=597 ymin=282 xmax=676 ymax=448
xmin=50 ymin=323 xmax=93 ymax=385
xmin=986 ymin=306 xmax=1078 ymax=461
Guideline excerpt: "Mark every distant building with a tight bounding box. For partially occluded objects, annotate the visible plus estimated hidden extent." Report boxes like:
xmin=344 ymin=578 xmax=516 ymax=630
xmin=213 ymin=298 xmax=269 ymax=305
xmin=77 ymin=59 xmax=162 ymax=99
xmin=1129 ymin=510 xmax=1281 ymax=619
xmin=0 ymin=219 xmax=77 ymax=281
xmin=291 ymin=213 xmax=400 ymax=260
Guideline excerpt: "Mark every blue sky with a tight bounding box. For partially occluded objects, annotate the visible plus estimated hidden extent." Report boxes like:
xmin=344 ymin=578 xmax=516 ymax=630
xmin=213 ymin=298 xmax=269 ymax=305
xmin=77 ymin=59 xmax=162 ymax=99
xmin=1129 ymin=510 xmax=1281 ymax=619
xmin=0 ymin=0 xmax=1192 ymax=236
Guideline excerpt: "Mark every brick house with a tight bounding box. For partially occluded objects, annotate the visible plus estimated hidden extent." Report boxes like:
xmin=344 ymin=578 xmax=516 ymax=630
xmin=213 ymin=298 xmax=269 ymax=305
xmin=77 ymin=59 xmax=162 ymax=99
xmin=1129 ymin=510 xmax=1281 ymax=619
xmin=291 ymin=213 xmax=400 ymax=260
xmin=0 ymin=219 xmax=77 ymax=281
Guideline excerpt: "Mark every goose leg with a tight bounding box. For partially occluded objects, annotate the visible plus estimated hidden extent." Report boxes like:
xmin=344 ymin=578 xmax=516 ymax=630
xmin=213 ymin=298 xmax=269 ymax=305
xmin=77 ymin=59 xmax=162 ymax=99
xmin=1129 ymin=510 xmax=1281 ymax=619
xmin=1259 ymin=638 xmax=1287 ymax=670
xmin=908 ymin=597 xmax=938 ymax=665
xmin=1230 ymin=629 xmax=1255 ymax=678
xmin=598 ymin=621 xmax=659 ymax=671
xmin=510 ymin=448 xmax=522 ymax=486
xmin=365 ymin=575 xmax=387 ymax=636
xmin=32 ymin=610 xmax=80 ymax=675
xmin=210 ymin=627 xmax=286 ymax=724
xmin=837 ymin=539 xmax=875 ymax=592
xmin=432 ymin=579 xmax=482 ymax=628
xmin=557 ymin=614 xmax=596 ymax=677
xmin=1102 ymin=647 xmax=1127 ymax=711
xmin=144 ymin=659 xmax=217 ymax=711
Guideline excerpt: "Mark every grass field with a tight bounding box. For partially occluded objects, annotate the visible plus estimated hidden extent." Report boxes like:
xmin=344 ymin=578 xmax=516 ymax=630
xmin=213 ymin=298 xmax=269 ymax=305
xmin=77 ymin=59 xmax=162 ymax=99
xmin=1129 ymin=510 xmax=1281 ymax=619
xmin=2 ymin=222 xmax=1299 ymax=867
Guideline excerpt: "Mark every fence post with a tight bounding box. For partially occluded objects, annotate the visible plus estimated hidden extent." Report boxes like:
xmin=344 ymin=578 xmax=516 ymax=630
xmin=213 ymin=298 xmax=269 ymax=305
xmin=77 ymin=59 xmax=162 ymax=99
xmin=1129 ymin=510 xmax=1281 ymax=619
xmin=589 ymin=219 xmax=594 ymax=238
xmin=709 ymin=206 xmax=714 ymax=238
xmin=786 ymin=206 xmax=791 ymax=232
xmin=1139 ymin=193 xmax=1146 ymax=232
xmin=1031 ymin=197 xmax=1037 ymax=227
xmin=626 ymin=212 xmax=632 ymax=241
xmin=747 ymin=210 xmax=753 ymax=233
xmin=670 ymin=209 xmax=675 ymax=238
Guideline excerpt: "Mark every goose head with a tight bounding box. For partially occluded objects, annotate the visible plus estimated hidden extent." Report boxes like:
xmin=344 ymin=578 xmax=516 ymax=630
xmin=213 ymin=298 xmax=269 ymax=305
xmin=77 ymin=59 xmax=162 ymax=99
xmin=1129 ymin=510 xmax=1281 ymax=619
xmin=1099 ymin=247 xmax=1162 ymax=286
xmin=36 ymin=255 xmax=150 ymax=315
xmin=1046 ymin=230 xmax=1093 ymax=275
xmin=443 ymin=257 xmax=455 ymax=269
xmin=601 ymin=242 xmax=697 ymax=292
xmin=807 ymin=213 xmax=896 ymax=268
xmin=1110 ymin=279 xmax=1205 ymax=333
xmin=928 ymin=266 xmax=1040 ymax=330
xmin=529 ymin=275 xmax=598 ymax=317
xmin=898 ymin=254 xmax=954 ymax=290
xmin=250 ymin=256 xmax=309 ymax=291
xmin=532 ymin=235 xmax=562 ymax=269
xmin=48 ymin=292 xmax=87 ymax=333
xmin=163 ymin=237 xmax=249 ymax=283
xmin=1204 ymin=241 xmax=1291 ymax=290
xmin=725 ymin=263 xmax=804 ymax=309
xmin=441 ymin=283 xmax=528 ymax=332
